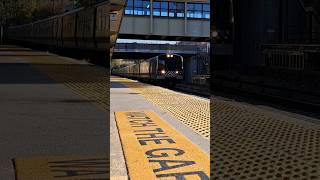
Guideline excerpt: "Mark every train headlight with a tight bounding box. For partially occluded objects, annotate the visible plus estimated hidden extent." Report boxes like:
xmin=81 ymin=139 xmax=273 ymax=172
xmin=161 ymin=70 xmax=166 ymax=74
xmin=166 ymin=54 xmax=174 ymax=58
xmin=175 ymin=71 xmax=179 ymax=74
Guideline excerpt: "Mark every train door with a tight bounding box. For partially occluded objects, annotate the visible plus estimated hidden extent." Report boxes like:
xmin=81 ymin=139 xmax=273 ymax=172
xmin=150 ymin=58 xmax=157 ymax=80
xmin=149 ymin=59 xmax=153 ymax=79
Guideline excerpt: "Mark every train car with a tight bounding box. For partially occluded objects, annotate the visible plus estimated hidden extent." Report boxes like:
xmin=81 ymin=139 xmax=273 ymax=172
xmin=113 ymin=54 xmax=184 ymax=85
xmin=62 ymin=11 xmax=77 ymax=48
xmin=96 ymin=3 xmax=110 ymax=50
xmin=6 ymin=1 xmax=111 ymax=66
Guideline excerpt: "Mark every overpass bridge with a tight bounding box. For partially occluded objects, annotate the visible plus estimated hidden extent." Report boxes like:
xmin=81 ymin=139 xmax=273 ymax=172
xmin=113 ymin=42 xmax=209 ymax=59
xmin=5 ymin=0 xmax=211 ymax=62
xmin=117 ymin=0 xmax=210 ymax=42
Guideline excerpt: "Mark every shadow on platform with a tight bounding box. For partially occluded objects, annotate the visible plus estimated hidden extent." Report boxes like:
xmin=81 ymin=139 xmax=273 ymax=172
xmin=0 ymin=63 xmax=107 ymax=84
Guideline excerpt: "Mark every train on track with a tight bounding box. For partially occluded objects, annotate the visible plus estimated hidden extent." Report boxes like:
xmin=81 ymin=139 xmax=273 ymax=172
xmin=6 ymin=1 xmax=113 ymax=66
xmin=112 ymin=54 xmax=184 ymax=86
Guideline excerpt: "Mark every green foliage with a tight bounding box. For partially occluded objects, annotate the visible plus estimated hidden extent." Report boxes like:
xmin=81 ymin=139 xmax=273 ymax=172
xmin=0 ymin=0 xmax=37 ymax=25
xmin=0 ymin=0 xmax=105 ymax=26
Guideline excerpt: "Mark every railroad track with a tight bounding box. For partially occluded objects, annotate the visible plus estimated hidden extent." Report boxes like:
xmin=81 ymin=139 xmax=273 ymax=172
xmin=175 ymin=83 xmax=210 ymax=97
xmin=211 ymin=77 xmax=320 ymax=118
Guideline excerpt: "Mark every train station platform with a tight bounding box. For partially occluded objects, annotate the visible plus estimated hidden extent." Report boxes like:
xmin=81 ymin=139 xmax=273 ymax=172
xmin=0 ymin=45 xmax=211 ymax=179
xmin=212 ymin=95 xmax=320 ymax=179
xmin=0 ymin=46 xmax=108 ymax=179
xmin=110 ymin=76 xmax=210 ymax=179
xmin=3 ymin=45 xmax=319 ymax=179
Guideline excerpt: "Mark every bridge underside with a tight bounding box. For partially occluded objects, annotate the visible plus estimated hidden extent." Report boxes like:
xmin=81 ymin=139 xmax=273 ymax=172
xmin=118 ymin=34 xmax=210 ymax=42
xmin=113 ymin=52 xmax=195 ymax=59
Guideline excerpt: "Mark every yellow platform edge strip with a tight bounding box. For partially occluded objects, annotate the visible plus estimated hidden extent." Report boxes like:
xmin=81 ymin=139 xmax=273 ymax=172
xmin=14 ymin=155 xmax=109 ymax=180
xmin=115 ymin=110 xmax=210 ymax=180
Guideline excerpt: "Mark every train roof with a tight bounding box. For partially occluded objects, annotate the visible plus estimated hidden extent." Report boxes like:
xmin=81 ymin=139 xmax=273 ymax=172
xmin=9 ymin=1 xmax=109 ymax=28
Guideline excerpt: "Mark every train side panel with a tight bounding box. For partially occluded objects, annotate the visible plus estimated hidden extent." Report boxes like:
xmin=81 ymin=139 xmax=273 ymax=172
xmin=77 ymin=8 xmax=95 ymax=50
xmin=52 ymin=18 xmax=59 ymax=47
xmin=33 ymin=22 xmax=40 ymax=44
xmin=62 ymin=14 xmax=76 ymax=48
xmin=149 ymin=57 xmax=158 ymax=80
xmin=6 ymin=1 xmax=110 ymax=66
xmin=140 ymin=60 xmax=150 ymax=79
xmin=57 ymin=17 xmax=63 ymax=47
xmin=96 ymin=3 xmax=110 ymax=51
xmin=84 ymin=8 xmax=96 ymax=50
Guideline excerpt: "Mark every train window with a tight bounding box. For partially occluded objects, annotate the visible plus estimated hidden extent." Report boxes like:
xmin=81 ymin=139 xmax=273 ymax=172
xmin=153 ymin=1 xmax=161 ymax=16
xmin=187 ymin=4 xmax=200 ymax=18
xmin=166 ymin=58 xmax=183 ymax=71
xmin=142 ymin=1 xmax=151 ymax=15
xmin=187 ymin=3 xmax=210 ymax=19
xmin=125 ymin=0 xmax=134 ymax=15
xmin=125 ymin=0 xmax=208 ymax=19
xmin=134 ymin=0 xmax=142 ymax=7
xmin=169 ymin=2 xmax=185 ymax=18
xmin=203 ymin=4 xmax=210 ymax=19
xmin=160 ymin=2 xmax=168 ymax=17
xmin=134 ymin=0 xmax=143 ymax=15
xmin=176 ymin=3 xmax=185 ymax=18
xmin=169 ymin=2 xmax=175 ymax=17
xmin=158 ymin=55 xmax=183 ymax=71
xmin=135 ymin=0 xmax=150 ymax=15
xmin=158 ymin=59 xmax=165 ymax=70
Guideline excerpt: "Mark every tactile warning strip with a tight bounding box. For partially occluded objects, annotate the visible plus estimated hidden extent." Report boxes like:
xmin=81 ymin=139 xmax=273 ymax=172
xmin=211 ymin=96 xmax=320 ymax=179
xmin=25 ymin=55 xmax=109 ymax=111
xmin=114 ymin=77 xmax=210 ymax=139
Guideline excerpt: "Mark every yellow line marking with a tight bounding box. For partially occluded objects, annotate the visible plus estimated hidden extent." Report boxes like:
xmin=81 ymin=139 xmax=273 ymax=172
xmin=115 ymin=111 xmax=210 ymax=179
xmin=14 ymin=156 xmax=108 ymax=180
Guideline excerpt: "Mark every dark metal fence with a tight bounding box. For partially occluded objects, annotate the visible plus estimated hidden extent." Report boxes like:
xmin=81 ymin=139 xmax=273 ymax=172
xmin=263 ymin=44 xmax=320 ymax=71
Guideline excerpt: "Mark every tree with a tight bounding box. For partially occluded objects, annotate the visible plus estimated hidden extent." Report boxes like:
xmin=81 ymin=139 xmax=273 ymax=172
xmin=0 ymin=0 xmax=37 ymax=26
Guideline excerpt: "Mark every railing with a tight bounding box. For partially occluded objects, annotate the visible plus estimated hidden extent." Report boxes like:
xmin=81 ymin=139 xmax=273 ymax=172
xmin=114 ymin=43 xmax=209 ymax=54
xmin=262 ymin=44 xmax=320 ymax=71
xmin=192 ymin=75 xmax=210 ymax=86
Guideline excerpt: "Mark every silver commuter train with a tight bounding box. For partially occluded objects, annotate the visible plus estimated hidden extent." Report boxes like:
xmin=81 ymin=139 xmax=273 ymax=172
xmin=5 ymin=0 xmax=127 ymax=66
xmin=113 ymin=54 xmax=184 ymax=82
xmin=7 ymin=1 xmax=110 ymax=50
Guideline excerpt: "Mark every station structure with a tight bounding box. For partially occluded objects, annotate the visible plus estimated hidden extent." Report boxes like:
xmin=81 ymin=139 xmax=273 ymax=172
xmin=0 ymin=0 xmax=319 ymax=180
xmin=0 ymin=1 xmax=211 ymax=179
xmin=119 ymin=0 xmax=210 ymax=41
xmin=112 ymin=0 xmax=210 ymax=83
xmin=211 ymin=0 xmax=320 ymax=179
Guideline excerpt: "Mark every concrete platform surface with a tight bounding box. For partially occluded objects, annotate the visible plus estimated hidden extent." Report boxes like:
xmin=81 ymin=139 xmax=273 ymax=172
xmin=0 ymin=47 xmax=108 ymax=179
xmin=110 ymin=76 xmax=210 ymax=179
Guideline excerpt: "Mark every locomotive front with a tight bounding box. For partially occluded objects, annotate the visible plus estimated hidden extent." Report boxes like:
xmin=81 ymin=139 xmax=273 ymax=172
xmin=157 ymin=54 xmax=184 ymax=81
